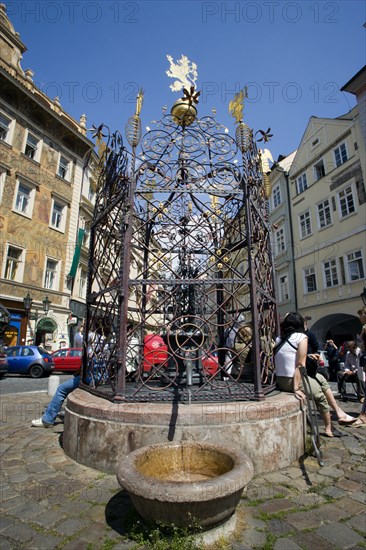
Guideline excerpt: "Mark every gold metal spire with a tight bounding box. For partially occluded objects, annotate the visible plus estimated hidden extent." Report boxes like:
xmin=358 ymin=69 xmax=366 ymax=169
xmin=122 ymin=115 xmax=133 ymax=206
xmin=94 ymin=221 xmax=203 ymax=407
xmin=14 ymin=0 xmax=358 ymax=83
xmin=228 ymin=87 xmax=248 ymax=124
xmin=135 ymin=88 xmax=144 ymax=116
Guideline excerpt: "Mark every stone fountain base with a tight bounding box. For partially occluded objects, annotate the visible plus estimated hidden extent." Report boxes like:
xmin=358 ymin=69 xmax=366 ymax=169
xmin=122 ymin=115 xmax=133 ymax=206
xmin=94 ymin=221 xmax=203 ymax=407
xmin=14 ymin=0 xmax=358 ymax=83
xmin=63 ymin=389 xmax=306 ymax=475
xmin=116 ymin=441 xmax=254 ymax=529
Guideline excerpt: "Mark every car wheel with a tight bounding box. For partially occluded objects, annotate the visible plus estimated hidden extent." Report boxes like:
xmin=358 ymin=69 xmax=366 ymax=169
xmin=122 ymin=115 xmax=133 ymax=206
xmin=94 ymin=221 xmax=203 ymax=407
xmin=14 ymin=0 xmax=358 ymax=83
xmin=0 ymin=373 xmax=5 ymax=379
xmin=29 ymin=364 xmax=44 ymax=378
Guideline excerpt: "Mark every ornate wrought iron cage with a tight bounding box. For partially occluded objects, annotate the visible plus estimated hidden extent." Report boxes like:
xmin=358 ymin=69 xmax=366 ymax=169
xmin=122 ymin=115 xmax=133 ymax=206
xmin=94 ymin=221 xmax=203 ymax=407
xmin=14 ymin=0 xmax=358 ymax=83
xmin=81 ymin=111 xmax=279 ymax=403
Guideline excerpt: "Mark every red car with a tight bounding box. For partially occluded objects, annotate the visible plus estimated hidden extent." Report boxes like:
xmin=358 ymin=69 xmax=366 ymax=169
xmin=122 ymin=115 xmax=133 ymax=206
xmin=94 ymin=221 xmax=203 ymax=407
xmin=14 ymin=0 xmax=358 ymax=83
xmin=51 ymin=348 xmax=82 ymax=373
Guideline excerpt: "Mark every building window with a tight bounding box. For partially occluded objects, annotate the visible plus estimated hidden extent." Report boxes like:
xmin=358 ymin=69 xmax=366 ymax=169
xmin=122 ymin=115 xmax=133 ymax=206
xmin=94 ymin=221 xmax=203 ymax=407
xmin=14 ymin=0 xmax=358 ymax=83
xmin=24 ymin=131 xmax=41 ymax=162
xmin=296 ymin=173 xmax=307 ymax=194
xmin=279 ymin=274 xmax=289 ymax=301
xmin=317 ymin=199 xmax=332 ymax=229
xmin=346 ymin=250 xmax=364 ymax=282
xmin=313 ymin=159 xmax=325 ymax=181
xmin=88 ymin=184 xmax=96 ymax=203
xmin=299 ymin=210 xmax=312 ymax=239
xmin=0 ymin=168 xmax=6 ymax=204
xmin=323 ymin=259 xmax=339 ymax=288
xmin=334 ymin=142 xmax=348 ymax=167
xmin=4 ymin=245 xmax=24 ymax=281
xmin=0 ymin=112 xmax=14 ymax=144
xmin=275 ymin=227 xmax=286 ymax=255
xmin=50 ymin=199 xmax=67 ymax=232
xmin=338 ymin=185 xmax=355 ymax=218
xmin=57 ymin=155 xmax=71 ymax=181
xmin=82 ymin=224 xmax=90 ymax=248
xmin=304 ymin=267 xmax=317 ymax=293
xmin=272 ymin=185 xmax=281 ymax=209
xmin=79 ymin=268 xmax=87 ymax=298
xmin=14 ymin=180 xmax=35 ymax=218
xmin=44 ymin=258 xmax=59 ymax=290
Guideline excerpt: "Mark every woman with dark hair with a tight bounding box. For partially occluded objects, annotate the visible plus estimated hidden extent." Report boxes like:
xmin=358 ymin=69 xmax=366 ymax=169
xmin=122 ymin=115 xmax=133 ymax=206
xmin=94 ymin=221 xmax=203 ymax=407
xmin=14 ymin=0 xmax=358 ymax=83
xmin=274 ymin=312 xmax=355 ymax=437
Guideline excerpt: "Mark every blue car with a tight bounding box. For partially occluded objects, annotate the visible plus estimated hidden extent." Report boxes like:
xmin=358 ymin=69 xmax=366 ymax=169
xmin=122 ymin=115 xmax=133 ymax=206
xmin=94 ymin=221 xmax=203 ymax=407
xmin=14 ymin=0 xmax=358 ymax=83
xmin=0 ymin=345 xmax=8 ymax=378
xmin=5 ymin=345 xmax=54 ymax=378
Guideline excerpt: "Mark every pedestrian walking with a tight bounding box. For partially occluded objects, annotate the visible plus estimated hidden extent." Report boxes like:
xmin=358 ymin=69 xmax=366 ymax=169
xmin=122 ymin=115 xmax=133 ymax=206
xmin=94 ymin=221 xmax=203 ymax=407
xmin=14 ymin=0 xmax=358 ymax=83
xmin=324 ymin=339 xmax=339 ymax=381
xmin=74 ymin=325 xmax=84 ymax=348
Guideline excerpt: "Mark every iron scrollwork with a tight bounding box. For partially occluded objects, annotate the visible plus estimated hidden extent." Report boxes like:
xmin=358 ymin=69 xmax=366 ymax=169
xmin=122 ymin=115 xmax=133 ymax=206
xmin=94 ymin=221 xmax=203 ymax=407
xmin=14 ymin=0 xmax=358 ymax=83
xmin=81 ymin=113 xmax=278 ymax=403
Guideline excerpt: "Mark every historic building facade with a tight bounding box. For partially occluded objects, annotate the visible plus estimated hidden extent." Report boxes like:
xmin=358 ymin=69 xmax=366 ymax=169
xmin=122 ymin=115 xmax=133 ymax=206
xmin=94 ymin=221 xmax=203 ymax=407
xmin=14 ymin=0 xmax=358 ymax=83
xmin=0 ymin=4 xmax=96 ymax=349
xmin=270 ymin=100 xmax=365 ymax=345
xmin=268 ymin=150 xmax=297 ymax=318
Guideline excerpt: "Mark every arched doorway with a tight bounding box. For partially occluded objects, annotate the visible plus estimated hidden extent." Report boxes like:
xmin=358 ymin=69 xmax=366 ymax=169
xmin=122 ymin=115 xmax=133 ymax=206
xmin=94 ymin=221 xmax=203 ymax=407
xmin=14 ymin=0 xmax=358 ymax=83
xmin=311 ymin=313 xmax=362 ymax=348
xmin=35 ymin=317 xmax=58 ymax=349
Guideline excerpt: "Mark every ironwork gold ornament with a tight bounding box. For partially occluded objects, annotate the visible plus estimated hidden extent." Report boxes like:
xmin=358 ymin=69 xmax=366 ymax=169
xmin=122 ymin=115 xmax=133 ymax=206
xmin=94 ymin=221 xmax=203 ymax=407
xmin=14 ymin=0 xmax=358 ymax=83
xmin=166 ymin=54 xmax=198 ymax=91
xmin=167 ymin=54 xmax=200 ymax=126
xmin=126 ymin=88 xmax=144 ymax=147
xmin=236 ymin=122 xmax=252 ymax=153
xmin=228 ymin=87 xmax=247 ymax=124
xmin=84 ymin=60 xmax=278 ymax=405
xmin=229 ymin=87 xmax=252 ymax=152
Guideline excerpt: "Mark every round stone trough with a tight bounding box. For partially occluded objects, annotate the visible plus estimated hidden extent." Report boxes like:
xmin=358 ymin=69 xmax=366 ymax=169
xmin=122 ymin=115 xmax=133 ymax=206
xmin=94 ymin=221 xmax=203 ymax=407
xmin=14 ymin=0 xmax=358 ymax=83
xmin=116 ymin=441 xmax=254 ymax=529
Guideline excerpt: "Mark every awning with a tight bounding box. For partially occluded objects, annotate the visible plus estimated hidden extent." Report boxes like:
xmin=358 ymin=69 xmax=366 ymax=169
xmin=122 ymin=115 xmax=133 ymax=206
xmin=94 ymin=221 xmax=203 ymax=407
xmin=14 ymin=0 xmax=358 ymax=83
xmin=68 ymin=228 xmax=85 ymax=279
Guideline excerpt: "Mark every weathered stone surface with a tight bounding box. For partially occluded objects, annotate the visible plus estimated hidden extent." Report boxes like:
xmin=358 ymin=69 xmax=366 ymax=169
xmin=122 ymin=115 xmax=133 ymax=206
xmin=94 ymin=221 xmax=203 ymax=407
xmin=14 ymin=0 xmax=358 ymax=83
xmin=348 ymin=491 xmax=366 ymax=504
xmin=258 ymin=499 xmax=295 ymax=515
xmin=293 ymin=531 xmax=335 ymax=550
xmin=335 ymin=496 xmax=365 ymax=515
xmin=346 ymin=513 xmax=366 ymax=535
xmin=316 ymin=522 xmax=364 ymax=548
xmin=0 ymin=517 xmax=14 ymax=533
xmin=317 ymin=502 xmax=350 ymax=522
xmin=240 ymin=528 xmax=267 ymax=547
xmin=267 ymin=518 xmax=294 ymax=535
xmin=2 ymin=523 xmax=37 ymax=543
xmin=335 ymin=478 xmax=363 ymax=492
xmin=285 ymin=510 xmax=324 ymax=531
xmin=317 ymin=466 xmax=343 ymax=479
xmin=273 ymin=538 xmax=302 ymax=550
xmin=54 ymin=518 xmax=89 ymax=536
xmin=344 ymin=469 xmax=366 ymax=484
xmin=26 ymin=534 xmax=63 ymax=549
xmin=64 ymin=389 xmax=306 ymax=476
xmin=117 ymin=441 xmax=254 ymax=529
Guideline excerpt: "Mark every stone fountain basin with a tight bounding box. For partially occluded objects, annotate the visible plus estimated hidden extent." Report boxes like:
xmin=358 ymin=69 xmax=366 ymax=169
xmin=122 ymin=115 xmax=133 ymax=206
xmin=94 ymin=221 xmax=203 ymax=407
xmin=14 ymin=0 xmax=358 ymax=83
xmin=116 ymin=441 xmax=254 ymax=529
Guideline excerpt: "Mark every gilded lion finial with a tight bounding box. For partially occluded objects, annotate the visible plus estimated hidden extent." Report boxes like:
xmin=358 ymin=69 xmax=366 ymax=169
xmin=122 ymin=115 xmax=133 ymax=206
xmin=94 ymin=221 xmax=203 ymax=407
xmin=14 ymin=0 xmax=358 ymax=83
xmin=166 ymin=54 xmax=198 ymax=92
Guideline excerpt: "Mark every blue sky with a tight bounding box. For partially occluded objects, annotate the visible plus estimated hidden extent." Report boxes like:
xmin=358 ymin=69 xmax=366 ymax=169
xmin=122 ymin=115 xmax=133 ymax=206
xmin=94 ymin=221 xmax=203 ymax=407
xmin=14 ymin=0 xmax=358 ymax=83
xmin=5 ymin=0 xmax=365 ymax=160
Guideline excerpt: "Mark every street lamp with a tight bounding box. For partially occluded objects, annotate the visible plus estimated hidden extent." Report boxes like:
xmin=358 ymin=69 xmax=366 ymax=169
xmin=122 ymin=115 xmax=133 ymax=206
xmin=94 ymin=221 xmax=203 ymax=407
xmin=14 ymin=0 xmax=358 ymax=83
xmin=23 ymin=292 xmax=33 ymax=317
xmin=23 ymin=293 xmax=51 ymax=319
xmin=361 ymin=286 xmax=366 ymax=306
xmin=42 ymin=296 xmax=51 ymax=314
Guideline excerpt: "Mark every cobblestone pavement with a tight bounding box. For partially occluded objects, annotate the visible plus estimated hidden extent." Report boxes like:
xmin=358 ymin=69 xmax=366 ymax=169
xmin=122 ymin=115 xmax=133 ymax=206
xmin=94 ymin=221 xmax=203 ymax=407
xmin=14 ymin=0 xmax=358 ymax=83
xmin=0 ymin=391 xmax=365 ymax=549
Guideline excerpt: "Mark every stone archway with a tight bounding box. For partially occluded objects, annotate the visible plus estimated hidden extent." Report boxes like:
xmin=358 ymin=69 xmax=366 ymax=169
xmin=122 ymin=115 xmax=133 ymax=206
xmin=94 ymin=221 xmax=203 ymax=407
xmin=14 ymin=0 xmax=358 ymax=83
xmin=311 ymin=313 xmax=362 ymax=348
xmin=35 ymin=317 xmax=58 ymax=348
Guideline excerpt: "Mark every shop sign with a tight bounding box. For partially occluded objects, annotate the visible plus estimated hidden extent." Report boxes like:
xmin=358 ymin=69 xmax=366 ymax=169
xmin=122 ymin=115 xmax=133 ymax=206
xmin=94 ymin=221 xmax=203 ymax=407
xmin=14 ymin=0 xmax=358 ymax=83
xmin=67 ymin=314 xmax=78 ymax=326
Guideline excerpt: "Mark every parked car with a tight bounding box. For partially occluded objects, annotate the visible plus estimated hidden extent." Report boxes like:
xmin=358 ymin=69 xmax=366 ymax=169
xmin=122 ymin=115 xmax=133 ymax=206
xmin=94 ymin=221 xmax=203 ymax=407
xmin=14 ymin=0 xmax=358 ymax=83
xmin=5 ymin=345 xmax=54 ymax=378
xmin=317 ymin=349 xmax=330 ymax=380
xmin=51 ymin=348 xmax=82 ymax=373
xmin=0 ymin=345 xmax=8 ymax=378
